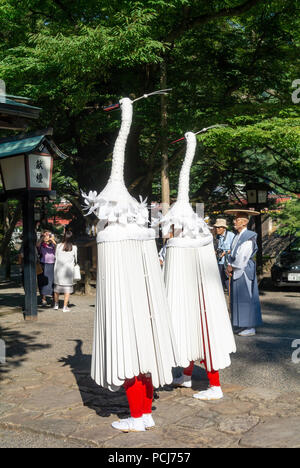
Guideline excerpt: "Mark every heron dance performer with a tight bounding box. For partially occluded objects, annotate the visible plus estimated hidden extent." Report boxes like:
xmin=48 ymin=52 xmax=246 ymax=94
xmin=224 ymin=209 xmax=263 ymax=337
xmin=82 ymin=91 xmax=178 ymax=433
xmin=157 ymin=130 xmax=236 ymax=401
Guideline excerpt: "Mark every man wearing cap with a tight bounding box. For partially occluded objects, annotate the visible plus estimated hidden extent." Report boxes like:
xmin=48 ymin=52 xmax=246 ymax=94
xmin=225 ymin=210 xmax=262 ymax=337
xmin=214 ymin=219 xmax=235 ymax=291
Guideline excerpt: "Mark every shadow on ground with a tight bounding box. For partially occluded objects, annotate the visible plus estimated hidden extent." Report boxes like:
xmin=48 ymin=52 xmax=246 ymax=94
xmin=58 ymin=339 xmax=132 ymax=419
xmin=0 ymin=292 xmax=24 ymax=310
xmin=59 ymin=340 xmax=210 ymax=420
xmin=0 ymin=324 xmax=51 ymax=381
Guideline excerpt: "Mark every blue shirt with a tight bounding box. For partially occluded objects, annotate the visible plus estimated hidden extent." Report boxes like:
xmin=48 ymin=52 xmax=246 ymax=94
xmin=217 ymin=231 xmax=235 ymax=264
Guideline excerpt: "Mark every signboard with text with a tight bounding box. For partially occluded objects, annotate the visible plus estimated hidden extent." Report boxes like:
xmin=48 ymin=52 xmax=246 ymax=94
xmin=27 ymin=153 xmax=53 ymax=190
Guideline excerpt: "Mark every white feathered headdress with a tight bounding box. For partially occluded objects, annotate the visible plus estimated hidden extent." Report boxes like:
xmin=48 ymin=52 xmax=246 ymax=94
xmin=81 ymin=90 xmax=171 ymax=233
xmin=155 ymin=125 xmax=227 ymax=241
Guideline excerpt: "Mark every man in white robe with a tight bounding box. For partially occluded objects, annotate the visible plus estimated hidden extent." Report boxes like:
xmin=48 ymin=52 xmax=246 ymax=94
xmin=225 ymin=210 xmax=262 ymax=337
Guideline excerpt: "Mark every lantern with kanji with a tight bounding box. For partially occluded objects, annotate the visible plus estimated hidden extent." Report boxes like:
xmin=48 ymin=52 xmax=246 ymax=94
xmin=0 ymin=130 xmax=67 ymax=321
xmin=0 ymin=132 xmax=57 ymax=196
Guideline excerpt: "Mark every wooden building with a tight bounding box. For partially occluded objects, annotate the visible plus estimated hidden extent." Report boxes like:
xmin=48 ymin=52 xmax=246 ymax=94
xmin=0 ymin=94 xmax=41 ymax=131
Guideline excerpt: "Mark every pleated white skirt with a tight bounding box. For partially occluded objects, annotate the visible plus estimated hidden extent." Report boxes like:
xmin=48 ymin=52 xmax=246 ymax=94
xmin=91 ymin=239 xmax=179 ymax=391
xmin=164 ymin=242 xmax=236 ymax=372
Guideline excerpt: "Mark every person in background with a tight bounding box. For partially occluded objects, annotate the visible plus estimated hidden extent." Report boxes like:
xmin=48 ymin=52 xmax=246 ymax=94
xmin=37 ymin=231 xmax=56 ymax=306
xmin=213 ymin=218 xmax=235 ymax=291
xmin=225 ymin=210 xmax=262 ymax=337
xmin=53 ymin=230 xmax=78 ymax=313
xmin=158 ymin=227 xmax=174 ymax=266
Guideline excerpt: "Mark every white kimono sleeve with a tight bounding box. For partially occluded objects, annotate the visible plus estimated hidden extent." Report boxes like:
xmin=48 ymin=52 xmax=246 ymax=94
xmin=229 ymin=240 xmax=253 ymax=280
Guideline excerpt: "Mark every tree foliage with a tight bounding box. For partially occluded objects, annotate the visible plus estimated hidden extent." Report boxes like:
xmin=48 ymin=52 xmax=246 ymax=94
xmin=271 ymin=198 xmax=300 ymax=237
xmin=0 ymin=0 xmax=299 ymax=232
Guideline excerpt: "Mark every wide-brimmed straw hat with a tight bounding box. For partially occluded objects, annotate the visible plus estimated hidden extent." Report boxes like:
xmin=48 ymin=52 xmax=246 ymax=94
xmin=213 ymin=218 xmax=228 ymax=228
xmin=224 ymin=208 xmax=260 ymax=218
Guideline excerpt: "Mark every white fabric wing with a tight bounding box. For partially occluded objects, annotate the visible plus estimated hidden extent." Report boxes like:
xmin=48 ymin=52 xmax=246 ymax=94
xmin=164 ymin=242 xmax=236 ymax=371
xmin=91 ymin=239 xmax=180 ymax=391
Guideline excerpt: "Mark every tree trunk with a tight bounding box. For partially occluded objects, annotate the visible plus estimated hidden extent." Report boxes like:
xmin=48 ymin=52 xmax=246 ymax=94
xmin=0 ymin=202 xmax=22 ymax=265
xmin=3 ymin=202 xmax=11 ymax=278
xmin=160 ymin=60 xmax=170 ymax=214
xmin=4 ymin=250 xmax=11 ymax=280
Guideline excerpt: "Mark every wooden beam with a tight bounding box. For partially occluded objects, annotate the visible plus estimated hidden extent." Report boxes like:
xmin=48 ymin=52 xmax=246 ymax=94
xmin=0 ymin=120 xmax=28 ymax=130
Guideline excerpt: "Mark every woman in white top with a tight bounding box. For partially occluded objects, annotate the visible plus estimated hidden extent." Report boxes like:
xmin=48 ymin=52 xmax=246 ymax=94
xmin=54 ymin=230 xmax=78 ymax=313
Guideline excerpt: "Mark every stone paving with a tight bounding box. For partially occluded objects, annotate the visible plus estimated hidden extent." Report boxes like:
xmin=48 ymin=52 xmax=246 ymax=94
xmin=0 ymin=278 xmax=300 ymax=448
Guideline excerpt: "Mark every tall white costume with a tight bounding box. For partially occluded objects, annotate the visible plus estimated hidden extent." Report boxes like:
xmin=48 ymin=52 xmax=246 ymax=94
xmin=82 ymin=95 xmax=178 ymax=393
xmin=159 ymin=132 xmax=236 ymax=373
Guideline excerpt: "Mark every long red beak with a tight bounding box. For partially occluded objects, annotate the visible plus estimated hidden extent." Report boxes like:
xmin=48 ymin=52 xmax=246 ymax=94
xmin=171 ymin=137 xmax=185 ymax=144
xmin=103 ymin=103 xmax=120 ymax=112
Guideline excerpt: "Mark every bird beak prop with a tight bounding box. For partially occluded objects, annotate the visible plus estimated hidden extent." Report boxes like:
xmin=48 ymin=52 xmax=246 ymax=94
xmin=171 ymin=137 xmax=185 ymax=144
xmin=171 ymin=124 xmax=228 ymax=143
xmin=132 ymin=89 xmax=172 ymax=103
xmin=103 ymin=103 xmax=120 ymax=112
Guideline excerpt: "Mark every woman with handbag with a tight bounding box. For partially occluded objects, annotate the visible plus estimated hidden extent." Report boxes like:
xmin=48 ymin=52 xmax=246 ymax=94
xmin=37 ymin=231 xmax=56 ymax=306
xmin=53 ymin=230 xmax=78 ymax=313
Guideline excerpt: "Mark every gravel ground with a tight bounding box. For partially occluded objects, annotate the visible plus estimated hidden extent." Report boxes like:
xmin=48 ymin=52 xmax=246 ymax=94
xmin=220 ymin=278 xmax=300 ymax=392
xmin=0 ymin=272 xmax=299 ymax=448
xmin=0 ymin=428 xmax=91 ymax=448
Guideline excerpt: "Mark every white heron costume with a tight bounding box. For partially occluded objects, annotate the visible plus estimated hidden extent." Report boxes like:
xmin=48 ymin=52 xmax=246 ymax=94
xmin=82 ymin=94 xmax=178 ymax=393
xmin=159 ymin=131 xmax=236 ymax=373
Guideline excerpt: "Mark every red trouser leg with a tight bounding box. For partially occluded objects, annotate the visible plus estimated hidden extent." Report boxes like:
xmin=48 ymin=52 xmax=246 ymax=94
xmin=206 ymin=368 xmax=221 ymax=387
xmin=183 ymin=360 xmax=221 ymax=387
xmin=124 ymin=375 xmax=144 ymax=418
xmin=124 ymin=374 xmax=154 ymax=418
xmin=142 ymin=374 xmax=154 ymax=414
xmin=183 ymin=361 xmax=195 ymax=376
xmin=201 ymin=360 xmax=221 ymax=387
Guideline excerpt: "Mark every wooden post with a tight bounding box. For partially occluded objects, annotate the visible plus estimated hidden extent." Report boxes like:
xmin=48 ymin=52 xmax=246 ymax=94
xmin=4 ymin=251 xmax=11 ymax=280
xmin=84 ymin=260 xmax=92 ymax=295
xmin=255 ymin=211 xmax=263 ymax=275
xmin=22 ymin=192 xmax=38 ymax=321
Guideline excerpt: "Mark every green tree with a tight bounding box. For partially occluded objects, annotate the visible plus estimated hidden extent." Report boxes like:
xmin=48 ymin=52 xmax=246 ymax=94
xmin=0 ymin=200 xmax=21 ymax=277
xmin=271 ymin=198 xmax=300 ymax=237
xmin=0 ymin=0 xmax=299 ymax=233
